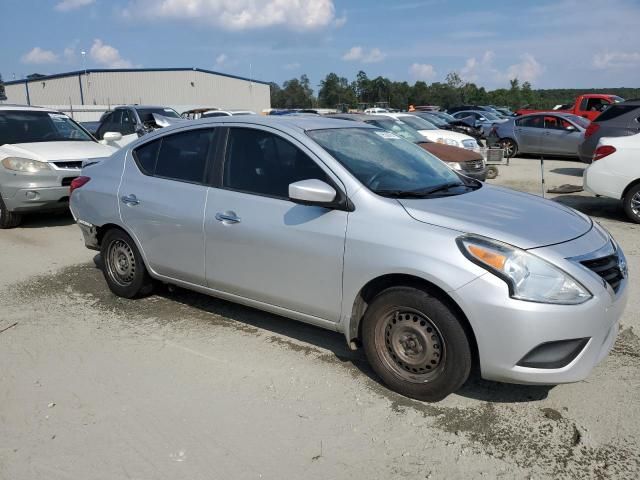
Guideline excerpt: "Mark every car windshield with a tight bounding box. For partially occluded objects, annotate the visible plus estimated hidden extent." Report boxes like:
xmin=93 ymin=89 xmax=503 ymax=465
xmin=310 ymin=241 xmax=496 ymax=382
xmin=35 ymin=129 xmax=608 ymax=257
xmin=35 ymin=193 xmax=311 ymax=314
xmin=480 ymin=111 xmax=500 ymax=121
xmin=136 ymin=108 xmax=180 ymax=123
xmin=433 ymin=112 xmax=457 ymax=123
xmin=0 ymin=110 xmax=94 ymax=146
xmin=307 ymin=127 xmax=476 ymax=197
xmin=397 ymin=115 xmax=438 ymax=131
xmin=366 ymin=119 xmax=425 ymax=143
xmin=612 ymin=96 xmax=625 ymax=103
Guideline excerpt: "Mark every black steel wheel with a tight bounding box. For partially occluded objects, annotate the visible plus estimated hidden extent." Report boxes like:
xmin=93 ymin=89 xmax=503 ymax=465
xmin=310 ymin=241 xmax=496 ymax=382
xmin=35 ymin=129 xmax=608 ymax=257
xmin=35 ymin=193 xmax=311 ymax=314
xmin=623 ymin=184 xmax=640 ymax=224
xmin=362 ymin=286 xmax=472 ymax=402
xmin=101 ymin=229 xmax=154 ymax=298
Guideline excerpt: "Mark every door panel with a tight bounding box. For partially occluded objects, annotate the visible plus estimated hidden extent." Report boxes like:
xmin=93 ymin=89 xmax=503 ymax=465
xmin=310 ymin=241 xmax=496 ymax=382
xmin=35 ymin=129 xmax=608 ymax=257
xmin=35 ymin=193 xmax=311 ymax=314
xmin=515 ymin=116 xmax=545 ymax=153
xmin=543 ymin=116 xmax=582 ymax=155
xmin=203 ymin=126 xmax=348 ymax=322
xmin=118 ymin=129 xmax=216 ymax=285
xmin=204 ymin=190 xmax=347 ymax=321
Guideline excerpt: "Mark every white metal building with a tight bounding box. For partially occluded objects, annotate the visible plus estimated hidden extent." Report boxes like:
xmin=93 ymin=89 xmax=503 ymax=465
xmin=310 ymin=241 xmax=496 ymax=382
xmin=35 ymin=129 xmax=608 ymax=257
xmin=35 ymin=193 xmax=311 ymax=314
xmin=2 ymin=68 xmax=271 ymax=120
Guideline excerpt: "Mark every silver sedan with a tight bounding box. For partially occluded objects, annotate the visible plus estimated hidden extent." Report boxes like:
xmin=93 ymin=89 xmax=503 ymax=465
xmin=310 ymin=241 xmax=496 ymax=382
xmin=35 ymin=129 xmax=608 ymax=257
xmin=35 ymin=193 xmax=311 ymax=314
xmin=70 ymin=116 xmax=628 ymax=401
xmin=494 ymin=112 xmax=590 ymax=158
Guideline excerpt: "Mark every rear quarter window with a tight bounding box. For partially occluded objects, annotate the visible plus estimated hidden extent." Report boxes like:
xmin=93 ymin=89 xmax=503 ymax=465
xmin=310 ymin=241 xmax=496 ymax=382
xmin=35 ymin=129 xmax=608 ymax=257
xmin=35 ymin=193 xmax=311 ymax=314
xmin=595 ymin=105 xmax=639 ymax=122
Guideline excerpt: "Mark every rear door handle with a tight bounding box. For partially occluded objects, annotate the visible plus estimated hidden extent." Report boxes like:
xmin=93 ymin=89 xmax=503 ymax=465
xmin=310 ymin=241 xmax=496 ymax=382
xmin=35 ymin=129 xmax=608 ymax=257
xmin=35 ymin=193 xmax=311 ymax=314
xmin=121 ymin=194 xmax=139 ymax=206
xmin=215 ymin=211 xmax=241 ymax=224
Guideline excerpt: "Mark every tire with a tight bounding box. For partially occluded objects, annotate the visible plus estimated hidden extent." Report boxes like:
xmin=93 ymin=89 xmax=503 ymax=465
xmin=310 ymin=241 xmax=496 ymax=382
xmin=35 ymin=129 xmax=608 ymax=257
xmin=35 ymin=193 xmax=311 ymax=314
xmin=500 ymin=138 xmax=518 ymax=158
xmin=486 ymin=166 xmax=499 ymax=180
xmin=0 ymin=196 xmax=22 ymax=229
xmin=100 ymin=228 xmax=154 ymax=298
xmin=623 ymin=184 xmax=640 ymax=224
xmin=362 ymin=286 xmax=472 ymax=402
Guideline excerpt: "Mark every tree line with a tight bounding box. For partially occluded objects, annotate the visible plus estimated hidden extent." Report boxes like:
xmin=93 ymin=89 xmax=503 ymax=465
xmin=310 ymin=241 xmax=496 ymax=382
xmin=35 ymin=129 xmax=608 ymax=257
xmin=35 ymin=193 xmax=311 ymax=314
xmin=270 ymin=70 xmax=640 ymax=111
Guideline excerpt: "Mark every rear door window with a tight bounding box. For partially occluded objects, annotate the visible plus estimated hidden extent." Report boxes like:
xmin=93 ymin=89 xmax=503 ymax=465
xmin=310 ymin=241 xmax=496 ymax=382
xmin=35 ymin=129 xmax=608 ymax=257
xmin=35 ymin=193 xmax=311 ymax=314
xmin=132 ymin=128 xmax=216 ymax=184
xmin=594 ymin=105 xmax=639 ymax=122
xmin=516 ymin=116 xmax=544 ymax=128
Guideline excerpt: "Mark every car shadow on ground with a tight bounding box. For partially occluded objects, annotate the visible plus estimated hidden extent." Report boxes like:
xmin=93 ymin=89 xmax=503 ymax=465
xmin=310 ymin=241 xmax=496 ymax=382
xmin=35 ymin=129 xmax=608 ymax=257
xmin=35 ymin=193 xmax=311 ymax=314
xmin=553 ymin=195 xmax=630 ymax=222
xmin=550 ymin=167 xmax=584 ymax=177
xmin=16 ymin=210 xmax=75 ymax=228
xmin=92 ymin=255 xmax=552 ymax=404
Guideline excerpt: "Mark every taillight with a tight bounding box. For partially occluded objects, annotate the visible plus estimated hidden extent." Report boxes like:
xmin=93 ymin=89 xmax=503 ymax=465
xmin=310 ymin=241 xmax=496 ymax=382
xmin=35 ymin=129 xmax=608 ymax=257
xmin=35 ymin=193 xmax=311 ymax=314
xmin=593 ymin=145 xmax=616 ymax=161
xmin=70 ymin=176 xmax=91 ymax=195
xmin=584 ymin=123 xmax=600 ymax=138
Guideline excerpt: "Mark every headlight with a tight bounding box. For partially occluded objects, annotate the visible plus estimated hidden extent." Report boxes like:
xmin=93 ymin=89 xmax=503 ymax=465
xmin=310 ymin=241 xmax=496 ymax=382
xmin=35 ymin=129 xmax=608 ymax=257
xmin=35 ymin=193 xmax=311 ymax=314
xmin=1 ymin=157 xmax=51 ymax=173
xmin=449 ymin=162 xmax=463 ymax=171
xmin=457 ymin=234 xmax=592 ymax=305
xmin=445 ymin=138 xmax=459 ymax=147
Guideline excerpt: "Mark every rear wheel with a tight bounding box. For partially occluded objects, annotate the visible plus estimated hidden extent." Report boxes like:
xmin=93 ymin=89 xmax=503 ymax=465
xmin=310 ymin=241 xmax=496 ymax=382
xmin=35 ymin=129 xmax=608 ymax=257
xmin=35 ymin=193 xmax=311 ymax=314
xmin=623 ymin=184 xmax=640 ymax=224
xmin=362 ymin=286 xmax=472 ymax=402
xmin=101 ymin=229 xmax=154 ymax=298
xmin=0 ymin=196 xmax=22 ymax=229
xmin=500 ymin=138 xmax=518 ymax=158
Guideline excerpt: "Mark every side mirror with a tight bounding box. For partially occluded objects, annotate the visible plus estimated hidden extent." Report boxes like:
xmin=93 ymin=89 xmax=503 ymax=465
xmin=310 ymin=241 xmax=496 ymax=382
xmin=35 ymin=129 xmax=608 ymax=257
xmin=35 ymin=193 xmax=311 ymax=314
xmin=103 ymin=131 xmax=123 ymax=142
xmin=289 ymin=179 xmax=336 ymax=206
xmin=565 ymin=125 xmax=577 ymax=132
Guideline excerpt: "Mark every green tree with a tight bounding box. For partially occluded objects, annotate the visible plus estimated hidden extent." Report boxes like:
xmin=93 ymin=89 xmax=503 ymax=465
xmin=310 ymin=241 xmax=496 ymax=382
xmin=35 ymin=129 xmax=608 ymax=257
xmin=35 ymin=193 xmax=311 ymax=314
xmin=318 ymin=72 xmax=356 ymax=108
xmin=279 ymin=75 xmax=315 ymax=108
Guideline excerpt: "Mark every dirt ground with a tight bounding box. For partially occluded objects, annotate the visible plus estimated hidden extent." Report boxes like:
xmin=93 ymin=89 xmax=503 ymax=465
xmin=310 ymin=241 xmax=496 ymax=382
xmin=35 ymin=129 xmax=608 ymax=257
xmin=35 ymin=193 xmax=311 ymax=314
xmin=1 ymin=157 xmax=639 ymax=480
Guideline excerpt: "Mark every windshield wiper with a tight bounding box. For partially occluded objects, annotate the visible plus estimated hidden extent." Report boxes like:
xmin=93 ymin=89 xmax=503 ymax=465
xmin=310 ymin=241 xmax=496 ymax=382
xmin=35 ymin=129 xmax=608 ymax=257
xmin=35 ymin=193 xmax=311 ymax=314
xmin=412 ymin=182 xmax=466 ymax=196
xmin=374 ymin=189 xmax=434 ymax=198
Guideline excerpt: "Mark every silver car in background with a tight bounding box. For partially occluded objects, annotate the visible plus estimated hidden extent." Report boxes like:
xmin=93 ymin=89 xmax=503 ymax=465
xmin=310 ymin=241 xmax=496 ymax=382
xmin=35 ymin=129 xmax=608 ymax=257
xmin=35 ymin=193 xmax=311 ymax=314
xmin=495 ymin=112 xmax=590 ymax=158
xmin=70 ymin=116 xmax=628 ymax=401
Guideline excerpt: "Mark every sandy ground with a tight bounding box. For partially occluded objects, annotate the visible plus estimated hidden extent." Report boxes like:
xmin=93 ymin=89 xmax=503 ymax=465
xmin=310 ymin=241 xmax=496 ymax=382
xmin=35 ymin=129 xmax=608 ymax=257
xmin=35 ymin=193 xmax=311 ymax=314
xmin=1 ymin=157 xmax=639 ymax=479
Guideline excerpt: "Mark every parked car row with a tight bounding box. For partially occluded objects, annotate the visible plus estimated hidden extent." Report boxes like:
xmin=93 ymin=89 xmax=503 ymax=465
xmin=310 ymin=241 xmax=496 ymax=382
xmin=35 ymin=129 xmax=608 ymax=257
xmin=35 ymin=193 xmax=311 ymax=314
xmin=67 ymin=114 xmax=628 ymax=402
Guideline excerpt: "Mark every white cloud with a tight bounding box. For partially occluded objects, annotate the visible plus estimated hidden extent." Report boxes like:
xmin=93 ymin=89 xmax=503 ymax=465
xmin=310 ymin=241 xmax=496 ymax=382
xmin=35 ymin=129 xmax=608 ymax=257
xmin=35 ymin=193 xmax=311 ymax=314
xmin=21 ymin=47 xmax=59 ymax=64
xmin=215 ymin=53 xmax=228 ymax=67
xmin=55 ymin=0 xmax=94 ymax=11
xmin=409 ymin=63 xmax=436 ymax=81
xmin=460 ymin=50 xmax=544 ymax=85
xmin=284 ymin=62 xmax=301 ymax=70
xmin=342 ymin=46 xmax=386 ymax=63
xmin=89 ymin=39 xmax=134 ymax=68
xmin=506 ymin=54 xmax=544 ymax=83
xmin=122 ymin=0 xmax=335 ymax=31
xmin=333 ymin=14 xmax=347 ymax=28
xmin=593 ymin=51 xmax=640 ymax=69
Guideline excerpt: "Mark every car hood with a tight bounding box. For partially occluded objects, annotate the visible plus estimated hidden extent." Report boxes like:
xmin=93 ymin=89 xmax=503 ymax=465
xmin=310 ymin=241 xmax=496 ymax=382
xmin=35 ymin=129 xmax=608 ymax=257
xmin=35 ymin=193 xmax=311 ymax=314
xmin=419 ymin=129 xmax=474 ymax=143
xmin=399 ymin=184 xmax=592 ymax=249
xmin=418 ymin=142 xmax=483 ymax=162
xmin=0 ymin=141 xmax=116 ymax=162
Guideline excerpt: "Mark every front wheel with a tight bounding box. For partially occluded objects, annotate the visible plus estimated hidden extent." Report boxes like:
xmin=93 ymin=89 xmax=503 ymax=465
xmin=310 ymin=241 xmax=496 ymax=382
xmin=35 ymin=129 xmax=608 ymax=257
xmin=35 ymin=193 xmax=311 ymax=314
xmin=500 ymin=138 xmax=518 ymax=158
xmin=101 ymin=229 xmax=154 ymax=298
xmin=623 ymin=184 xmax=640 ymax=224
xmin=0 ymin=196 xmax=22 ymax=229
xmin=362 ymin=286 xmax=472 ymax=402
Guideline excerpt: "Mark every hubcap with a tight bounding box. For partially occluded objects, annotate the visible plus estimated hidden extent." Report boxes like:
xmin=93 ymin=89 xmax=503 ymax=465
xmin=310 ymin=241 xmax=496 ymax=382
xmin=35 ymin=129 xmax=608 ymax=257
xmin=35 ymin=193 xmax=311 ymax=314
xmin=106 ymin=239 xmax=136 ymax=286
xmin=631 ymin=191 xmax=640 ymax=216
xmin=376 ymin=309 xmax=445 ymax=383
xmin=502 ymin=140 xmax=514 ymax=156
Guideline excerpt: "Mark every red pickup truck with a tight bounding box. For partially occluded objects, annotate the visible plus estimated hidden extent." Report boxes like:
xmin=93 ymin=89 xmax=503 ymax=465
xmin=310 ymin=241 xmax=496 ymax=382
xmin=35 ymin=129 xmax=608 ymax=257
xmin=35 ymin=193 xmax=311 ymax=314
xmin=516 ymin=94 xmax=625 ymax=121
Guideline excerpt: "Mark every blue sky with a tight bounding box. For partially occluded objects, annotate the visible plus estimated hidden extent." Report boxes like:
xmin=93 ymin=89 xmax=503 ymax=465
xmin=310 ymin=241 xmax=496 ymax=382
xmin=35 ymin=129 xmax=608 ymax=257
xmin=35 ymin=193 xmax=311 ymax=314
xmin=2 ymin=0 xmax=640 ymax=91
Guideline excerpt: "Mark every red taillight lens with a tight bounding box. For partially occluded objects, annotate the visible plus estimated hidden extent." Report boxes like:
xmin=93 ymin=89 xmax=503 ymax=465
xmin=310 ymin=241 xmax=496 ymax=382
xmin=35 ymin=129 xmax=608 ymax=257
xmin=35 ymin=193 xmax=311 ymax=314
xmin=593 ymin=145 xmax=616 ymax=161
xmin=70 ymin=176 xmax=91 ymax=195
xmin=584 ymin=123 xmax=600 ymax=138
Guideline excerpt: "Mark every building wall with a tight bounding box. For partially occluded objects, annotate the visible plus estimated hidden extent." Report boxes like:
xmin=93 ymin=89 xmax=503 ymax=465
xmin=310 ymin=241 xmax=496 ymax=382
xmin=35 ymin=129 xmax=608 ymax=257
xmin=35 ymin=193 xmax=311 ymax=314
xmin=3 ymin=70 xmax=271 ymax=115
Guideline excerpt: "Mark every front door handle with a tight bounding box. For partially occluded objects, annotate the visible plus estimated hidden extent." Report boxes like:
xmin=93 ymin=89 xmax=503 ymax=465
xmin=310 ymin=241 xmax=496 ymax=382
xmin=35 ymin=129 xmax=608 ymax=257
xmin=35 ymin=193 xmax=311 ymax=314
xmin=121 ymin=194 xmax=139 ymax=206
xmin=215 ymin=211 xmax=241 ymax=224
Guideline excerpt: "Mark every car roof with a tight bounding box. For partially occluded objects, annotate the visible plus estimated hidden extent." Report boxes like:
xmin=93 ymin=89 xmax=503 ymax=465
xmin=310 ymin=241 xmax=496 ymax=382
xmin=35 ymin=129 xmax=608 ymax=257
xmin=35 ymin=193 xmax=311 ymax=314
xmin=0 ymin=104 xmax=60 ymax=113
xmin=115 ymin=105 xmax=172 ymax=110
xmin=171 ymin=114 xmax=377 ymax=133
xmin=619 ymin=99 xmax=640 ymax=106
xmin=518 ymin=111 xmax=584 ymax=119
xmin=328 ymin=113 xmax=389 ymax=122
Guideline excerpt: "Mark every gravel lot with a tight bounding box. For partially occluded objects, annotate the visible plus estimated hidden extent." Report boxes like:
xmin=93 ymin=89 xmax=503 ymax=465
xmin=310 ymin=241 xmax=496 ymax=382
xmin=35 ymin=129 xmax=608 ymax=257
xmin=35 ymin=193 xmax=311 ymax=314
xmin=1 ymin=157 xmax=638 ymax=480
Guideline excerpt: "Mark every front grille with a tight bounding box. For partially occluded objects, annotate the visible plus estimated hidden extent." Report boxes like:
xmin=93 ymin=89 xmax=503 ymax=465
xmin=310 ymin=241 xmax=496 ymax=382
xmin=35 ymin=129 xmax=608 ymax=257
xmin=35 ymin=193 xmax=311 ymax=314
xmin=462 ymin=159 xmax=484 ymax=171
xmin=581 ymin=254 xmax=624 ymax=293
xmin=52 ymin=161 xmax=82 ymax=170
xmin=61 ymin=176 xmax=78 ymax=187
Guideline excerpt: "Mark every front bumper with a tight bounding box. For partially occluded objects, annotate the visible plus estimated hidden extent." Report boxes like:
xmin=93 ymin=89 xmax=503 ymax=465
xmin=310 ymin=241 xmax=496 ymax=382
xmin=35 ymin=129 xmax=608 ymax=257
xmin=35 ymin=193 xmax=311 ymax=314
xmin=0 ymin=168 xmax=79 ymax=213
xmin=450 ymin=227 xmax=628 ymax=385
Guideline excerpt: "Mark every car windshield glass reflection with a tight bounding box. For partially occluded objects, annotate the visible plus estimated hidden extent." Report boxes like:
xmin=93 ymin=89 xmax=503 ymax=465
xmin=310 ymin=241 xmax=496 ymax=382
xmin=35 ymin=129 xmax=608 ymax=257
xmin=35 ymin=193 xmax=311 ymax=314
xmin=307 ymin=127 xmax=479 ymax=198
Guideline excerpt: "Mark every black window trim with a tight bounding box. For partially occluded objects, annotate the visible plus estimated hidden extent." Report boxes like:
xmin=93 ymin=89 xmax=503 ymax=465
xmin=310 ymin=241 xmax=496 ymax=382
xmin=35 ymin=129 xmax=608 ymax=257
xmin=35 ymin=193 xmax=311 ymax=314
xmin=131 ymin=126 xmax=218 ymax=187
xmin=217 ymin=124 xmax=353 ymax=211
